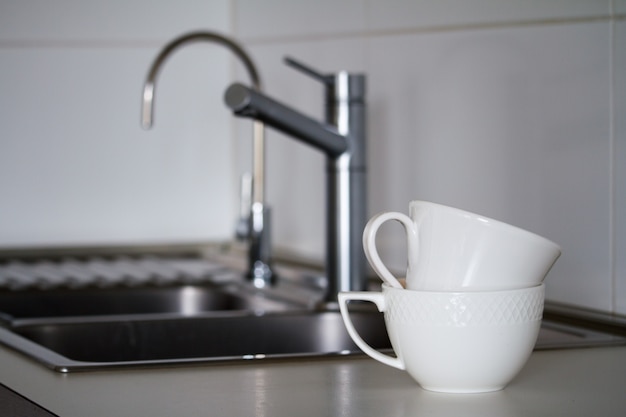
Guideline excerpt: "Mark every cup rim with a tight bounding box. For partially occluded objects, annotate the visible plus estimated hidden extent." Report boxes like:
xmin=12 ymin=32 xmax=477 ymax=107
xmin=381 ymin=282 xmax=545 ymax=296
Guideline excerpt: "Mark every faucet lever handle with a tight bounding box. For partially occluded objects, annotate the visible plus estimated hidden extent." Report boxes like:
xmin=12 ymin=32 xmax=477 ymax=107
xmin=284 ymin=56 xmax=334 ymax=86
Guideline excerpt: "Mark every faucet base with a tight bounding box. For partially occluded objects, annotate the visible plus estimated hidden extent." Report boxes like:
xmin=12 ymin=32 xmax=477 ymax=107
xmin=248 ymin=260 xmax=277 ymax=289
xmin=246 ymin=204 xmax=276 ymax=288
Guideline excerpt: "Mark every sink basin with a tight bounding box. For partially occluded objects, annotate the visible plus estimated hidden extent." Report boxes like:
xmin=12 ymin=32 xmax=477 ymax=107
xmin=1 ymin=299 xmax=626 ymax=372
xmin=0 ymin=284 xmax=294 ymax=325
xmin=1 ymin=310 xmax=390 ymax=372
xmin=1 ymin=253 xmax=625 ymax=373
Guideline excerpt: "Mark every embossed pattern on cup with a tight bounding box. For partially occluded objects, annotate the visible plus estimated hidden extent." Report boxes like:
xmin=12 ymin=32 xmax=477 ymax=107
xmin=385 ymin=286 xmax=545 ymax=326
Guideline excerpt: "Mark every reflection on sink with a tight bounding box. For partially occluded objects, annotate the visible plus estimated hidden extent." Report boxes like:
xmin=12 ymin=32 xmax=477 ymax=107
xmin=2 ymin=310 xmax=390 ymax=372
xmin=0 ymin=285 xmax=294 ymax=324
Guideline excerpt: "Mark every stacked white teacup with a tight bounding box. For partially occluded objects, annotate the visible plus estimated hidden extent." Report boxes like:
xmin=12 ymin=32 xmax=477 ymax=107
xmin=339 ymin=200 xmax=561 ymax=393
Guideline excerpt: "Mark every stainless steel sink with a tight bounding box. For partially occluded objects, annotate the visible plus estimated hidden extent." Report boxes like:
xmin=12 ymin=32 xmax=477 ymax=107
xmin=0 ymin=254 xmax=394 ymax=372
xmin=1 ymin=252 xmax=625 ymax=373
xmin=0 ymin=309 xmax=390 ymax=372
xmin=2 ymin=303 xmax=625 ymax=373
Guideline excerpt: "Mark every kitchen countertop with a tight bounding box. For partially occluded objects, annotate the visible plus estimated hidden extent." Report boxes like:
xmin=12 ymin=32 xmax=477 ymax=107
xmin=1 ymin=344 xmax=625 ymax=416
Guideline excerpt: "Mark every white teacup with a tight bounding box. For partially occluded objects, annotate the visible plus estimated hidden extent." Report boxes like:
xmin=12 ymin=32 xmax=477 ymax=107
xmin=363 ymin=200 xmax=561 ymax=291
xmin=338 ymin=284 xmax=545 ymax=393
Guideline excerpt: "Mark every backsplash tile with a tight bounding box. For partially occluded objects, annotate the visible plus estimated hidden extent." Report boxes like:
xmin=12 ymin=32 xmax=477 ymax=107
xmin=0 ymin=0 xmax=227 ymax=42
xmin=233 ymin=0 xmax=366 ymax=39
xmin=365 ymin=22 xmax=612 ymax=311
xmin=0 ymin=41 xmax=235 ymax=247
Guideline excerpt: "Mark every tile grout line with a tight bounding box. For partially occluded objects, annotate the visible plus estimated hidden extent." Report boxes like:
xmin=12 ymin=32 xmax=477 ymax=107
xmin=239 ymin=15 xmax=622 ymax=46
xmin=0 ymin=39 xmax=163 ymax=49
xmin=1 ymin=15 xmax=624 ymax=50
xmin=609 ymin=1 xmax=617 ymax=314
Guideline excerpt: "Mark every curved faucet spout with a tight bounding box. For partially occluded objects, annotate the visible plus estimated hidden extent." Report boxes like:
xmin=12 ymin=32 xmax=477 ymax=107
xmin=140 ymin=31 xmax=275 ymax=288
xmin=141 ymin=31 xmax=261 ymax=128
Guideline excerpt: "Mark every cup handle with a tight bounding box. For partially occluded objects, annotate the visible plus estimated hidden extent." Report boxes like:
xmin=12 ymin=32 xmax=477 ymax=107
xmin=338 ymin=291 xmax=405 ymax=370
xmin=363 ymin=212 xmax=417 ymax=289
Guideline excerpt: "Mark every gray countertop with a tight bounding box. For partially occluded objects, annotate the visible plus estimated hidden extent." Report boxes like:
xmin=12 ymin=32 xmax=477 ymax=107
xmin=1 ymin=344 xmax=625 ymax=416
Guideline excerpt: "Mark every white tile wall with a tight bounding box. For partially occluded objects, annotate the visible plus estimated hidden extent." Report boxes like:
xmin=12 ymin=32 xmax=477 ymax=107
xmin=366 ymin=23 xmax=612 ymax=311
xmin=0 ymin=0 xmax=228 ymax=42
xmin=234 ymin=1 xmax=625 ymax=313
xmin=1 ymin=1 xmax=623 ymax=314
xmin=233 ymin=0 xmax=366 ymax=39
xmin=0 ymin=1 xmax=236 ymax=248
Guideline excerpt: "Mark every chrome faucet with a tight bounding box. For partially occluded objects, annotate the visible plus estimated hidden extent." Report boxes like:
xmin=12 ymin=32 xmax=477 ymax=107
xmin=224 ymin=58 xmax=367 ymax=304
xmin=140 ymin=31 xmax=275 ymax=288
